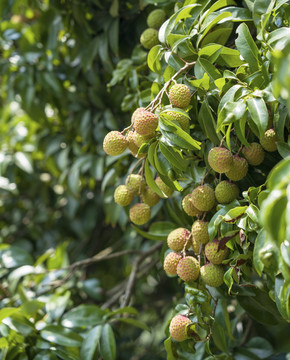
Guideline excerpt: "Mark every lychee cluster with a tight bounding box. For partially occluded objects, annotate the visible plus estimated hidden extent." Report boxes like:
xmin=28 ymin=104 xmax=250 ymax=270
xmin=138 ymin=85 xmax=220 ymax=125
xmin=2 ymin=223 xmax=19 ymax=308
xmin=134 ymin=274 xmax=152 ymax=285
xmin=140 ymin=9 xmax=167 ymax=49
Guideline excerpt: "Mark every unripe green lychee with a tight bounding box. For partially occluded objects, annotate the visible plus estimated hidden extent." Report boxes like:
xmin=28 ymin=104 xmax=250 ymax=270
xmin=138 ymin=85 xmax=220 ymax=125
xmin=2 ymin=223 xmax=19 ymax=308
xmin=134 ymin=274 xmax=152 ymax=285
xmin=155 ymin=177 xmax=174 ymax=198
xmin=147 ymin=9 xmax=166 ymax=29
xmin=131 ymin=107 xmax=145 ymax=123
xmin=242 ymin=142 xmax=265 ymax=165
xmin=215 ymin=181 xmax=239 ymax=204
xmin=182 ymin=194 xmax=203 ymax=217
xmin=140 ymin=28 xmax=159 ymax=49
xmin=168 ymin=84 xmax=191 ymax=108
xmin=169 ymin=315 xmax=191 ymax=342
xmin=225 ymin=155 xmax=248 ymax=181
xmin=133 ymin=109 xmax=158 ymax=136
xmin=191 ymin=185 xmax=216 ymax=212
xmin=205 ymin=239 xmax=229 ymax=264
xmin=126 ymin=174 xmax=146 ymax=196
xmin=126 ymin=131 xmax=140 ymax=157
xmin=208 ymin=147 xmax=233 ymax=173
xmin=200 ymin=263 xmax=224 ymax=287
xmin=191 ymin=220 xmax=209 ymax=245
xmin=114 ymin=185 xmax=134 ymax=206
xmin=132 ymin=132 xmax=147 ymax=147
xmin=167 ymin=228 xmax=191 ymax=252
xmin=260 ymin=129 xmax=278 ymax=152
xmin=103 ymin=131 xmax=127 ymax=156
xmin=166 ymin=111 xmax=189 ymax=131
xmin=141 ymin=186 xmax=160 ymax=207
xmin=177 ymin=256 xmax=200 ymax=282
xmin=163 ymin=252 xmax=182 ymax=276
xmin=129 ymin=203 xmax=151 ymax=225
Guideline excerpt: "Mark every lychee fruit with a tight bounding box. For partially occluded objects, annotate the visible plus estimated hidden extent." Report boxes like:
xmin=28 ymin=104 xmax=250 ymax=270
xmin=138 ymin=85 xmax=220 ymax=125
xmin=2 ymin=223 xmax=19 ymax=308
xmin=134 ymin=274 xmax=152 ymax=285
xmin=140 ymin=28 xmax=159 ymax=49
xmin=215 ymin=181 xmax=239 ymax=204
xmin=177 ymin=256 xmax=200 ymax=282
xmin=155 ymin=177 xmax=173 ymax=198
xmin=182 ymin=194 xmax=203 ymax=217
xmin=103 ymin=131 xmax=127 ymax=156
xmin=129 ymin=203 xmax=151 ymax=225
xmin=191 ymin=185 xmax=216 ymax=212
xmin=126 ymin=131 xmax=143 ymax=158
xmin=168 ymin=84 xmax=191 ymax=108
xmin=200 ymin=263 xmax=224 ymax=287
xmin=205 ymin=239 xmax=229 ymax=264
xmin=133 ymin=109 xmax=158 ymax=136
xmin=166 ymin=111 xmax=189 ymax=131
xmin=131 ymin=107 xmax=145 ymax=123
xmin=167 ymin=228 xmax=191 ymax=252
xmin=225 ymin=155 xmax=248 ymax=181
xmin=260 ymin=129 xmax=278 ymax=152
xmin=141 ymin=186 xmax=160 ymax=207
xmin=126 ymin=174 xmax=146 ymax=196
xmin=208 ymin=147 xmax=233 ymax=173
xmin=147 ymin=9 xmax=166 ymax=29
xmin=163 ymin=252 xmax=182 ymax=276
xmin=169 ymin=315 xmax=191 ymax=342
xmin=242 ymin=142 xmax=265 ymax=165
xmin=114 ymin=185 xmax=134 ymax=206
xmin=191 ymin=220 xmax=209 ymax=245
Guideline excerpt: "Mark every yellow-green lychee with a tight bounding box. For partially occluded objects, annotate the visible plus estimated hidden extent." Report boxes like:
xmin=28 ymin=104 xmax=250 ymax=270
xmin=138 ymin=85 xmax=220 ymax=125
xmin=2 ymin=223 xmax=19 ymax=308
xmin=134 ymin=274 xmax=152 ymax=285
xmin=129 ymin=203 xmax=151 ymax=225
xmin=215 ymin=181 xmax=239 ymax=204
xmin=168 ymin=84 xmax=191 ymax=109
xmin=126 ymin=174 xmax=146 ymax=196
xmin=191 ymin=220 xmax=209 ymax=245
xmin=126 ymin=131 xmax=143 ymax=158
xmin=103 ymin=131 xmax=127 ymax=156
xmin=225 ymin=155 xmax=248 ymax=181
xmin=166 ymin=111 xmax=189 ymax=131
xmin=177 ymin=256 xmax=200 ymax=282
xmin=242 ymin=142 xmax=265 ymax=165
xmin=182 ymin=194 xmax=203 ymax=217
xmin=200 ymin=263 xmax=224 ymax=287
xmin=133 ymin=109 xmax=158 ymax=136
xmin=205 ymin=239 xmax=229 ymax=264
xmin=114 ymin=185 xmax=134 ymax=206
xmin=140 ymin=28 xmax=159 ymax=49
xmin=169 ymin=315 xmax=191 ymax=342
xmin=260 ymin=129 xmax=278 ymax=152
xmin=208 ymin=147 xmax=233 ymax=173
xmin=147 ymin=9 xmax=166 ymax=29
xmin=167 ymin=228 xmax=191 ymax=252
xmin=155 ymin=177 xmax=174 ymax=198
xmin=141 ymin=186 xmax=160 ymax=207
xmin=131 ymin=107 xmax=145 ymax=123
xmin=163 ymin=252 xmax=182 ymax=276
xmin=191 ymin=185 xmax=216 ymax=212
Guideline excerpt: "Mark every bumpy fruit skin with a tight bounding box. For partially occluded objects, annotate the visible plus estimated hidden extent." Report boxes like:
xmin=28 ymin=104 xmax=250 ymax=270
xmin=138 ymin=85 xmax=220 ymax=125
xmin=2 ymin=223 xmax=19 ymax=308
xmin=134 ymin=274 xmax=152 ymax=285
xmin=168 ymin=84 xmax=191 ymax=108
xmin=260 ymin=129 xmax=278 ymax=152
xmin=126 ymin=131 xmax=141 ymax=158
xmin=242 ymin=142 xmax=265 ymax=166
xmin=131 ymin=107 xmax=145 ymax=123
xmin=200 ymin=263 xmax=224 ymax=287
xmin=103 ymin=131 xmax=127 ymax=156
xmin=163 ymin=252 xmax=182 ymax=276
xmin=126 ymin=174 xmax=146 ymax=196
xmin=191 ymin=220 xmax=209 ymax=245
xmin=140 ymin=28 xmax=159 ymax=49
xmin=191 ymin=185 xmax=216 ymax=212
xmin=169 ymin=315 xmax=191 ymax=342
xmin=129 ymin=203 xmax=151 ymax=225
xmin=225 ymin=155 xmax=248 ymax=181
xmin=167 ymin=228 xmax=191 ymax=252
xmin=147 ymin=9 xmax=166 ymax=29
xmin=177 ymin=256 xmax=200 ymax=282
xmin=205 ymin=239 xmax=229 ymax=264
xmin=215 ymin=181 xmax=239 ymax=204
xmin=155 ymin=177 xmax=173 ymax=198
xmin=208 ymin=147 xmax=233 ymax=173
xmin=166 ymin=111 xmax=189 ymax=131
xmin=182 ymin=194 xmax=203 ymax=217
xmin=114 ymin=185 xmax=134 ymax=206
xmin=141 ymin=186 xmax=160 ymax=207
xmin=133 ymin=109 xmax=158 ymax=136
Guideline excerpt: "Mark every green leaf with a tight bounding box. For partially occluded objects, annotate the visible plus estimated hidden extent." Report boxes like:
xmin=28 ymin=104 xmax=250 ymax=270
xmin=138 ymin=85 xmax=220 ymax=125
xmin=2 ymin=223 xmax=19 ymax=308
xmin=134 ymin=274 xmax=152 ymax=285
xmin=147 ymin=45 xmax=163 ymax=74
xmin=0 ymin=308 xmax=19 ymax=323
xmin=217 ymin=101 xmax=247 ymax=132
xmin=116 ymin=317 xmax=150 ymax=331
xmin=41 ymin=325 xmax=83 ymax=347
xmin=253 ymin=230 xmax=265 ymax=276
xmin=144 ymin=158 xmax=165 ymax=198
xmin=61 ymin=305 xmax=105 ymax=328
xmin=195 ymin=58 xmax=221 ymax=81
xmin=159 ymin=142 xmax=187 ymax=172
xmin=275 ymin=275 xmax=290 ymax=321
xmin=198 ymin=100 xmax=222 ymax=145
xmin=245 ymin=337 xmax=274 ymax=359
xmin=80 ymin=325 xmax=102 ymax=360
xmin=14 ymin=152 xmax=33 ymax=173
xmin=267 ymin=157 xmax=290 ymax=190
xmin=246 ymin=97 xmax=268 ymax=138
xmin=107 ymin=306 xmax=138 ymax=318
xmin=131 ymin=224 xmax=167 ymax=241
xmin=235 ymin=23 xmax=261 ymax=73
xmin=0 ymin=246 xmax=33 ymax=268
xmin=100 ymin=324 xmax=116 ymax=360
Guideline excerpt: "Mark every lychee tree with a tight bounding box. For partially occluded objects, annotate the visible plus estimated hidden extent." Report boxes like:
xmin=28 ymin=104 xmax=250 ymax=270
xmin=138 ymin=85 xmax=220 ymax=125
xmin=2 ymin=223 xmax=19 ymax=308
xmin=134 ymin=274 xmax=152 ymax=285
xmin=105 ymin=0 xmax=290 ymax=358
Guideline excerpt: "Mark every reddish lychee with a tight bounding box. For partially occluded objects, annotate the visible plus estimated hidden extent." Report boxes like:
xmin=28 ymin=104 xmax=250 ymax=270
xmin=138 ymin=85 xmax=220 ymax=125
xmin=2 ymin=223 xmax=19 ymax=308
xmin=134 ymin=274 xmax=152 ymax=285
xmin=205 ymin=239 xmax=229 ymax=264
xmin=177 ymin=256 xmax=200 ymax=282
xmin=169 ymin=315 xmax=191 ymax=342
xmin=208 ymin=147 xmax=233 ymax=173
xmin=133 ymin=109 xmax=158 ymax=136
xmin=163 ymin=252 xmax=182 ymax=276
